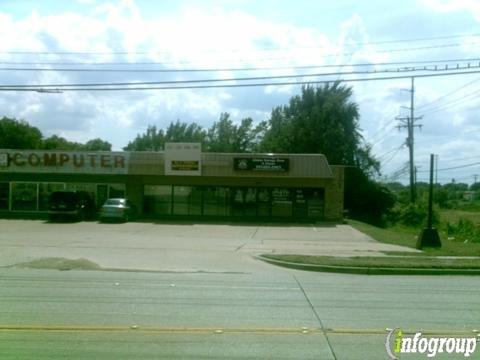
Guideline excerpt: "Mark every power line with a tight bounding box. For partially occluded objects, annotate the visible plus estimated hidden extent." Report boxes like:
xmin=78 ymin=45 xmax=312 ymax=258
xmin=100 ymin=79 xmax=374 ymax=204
xmin=417 ymin=161 xmax=480 ymax=172
xmin=3 ymin=33 xmax=480 ymax=56
xmin=3 ymin=68 xmax=480 ymax=92
xmin=2 ymin=57 xmax=480 ymax=70
xmin=1 ymin=42 xmax=479 ymax=70
xmin=417 ymin=88 xmax=480 ymax=116
xmin=416 ymin=76 xmax=480 ymax=111
xmin=5 ymin=65 xmax=476 ymax=89
xmin=381 ymin=145 xmax=405 ymax=164
xmin=377 ymin=144 xmax=404 ymax=160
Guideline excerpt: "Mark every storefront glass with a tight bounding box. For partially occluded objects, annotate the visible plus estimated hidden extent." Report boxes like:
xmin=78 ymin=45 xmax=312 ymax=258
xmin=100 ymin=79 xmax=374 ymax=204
xmin=231 ymin=187 xmax=256 ymax=217
xmin=271 ymin=188 xmax=293 ymax=217
xmin=0 ymin=183 xmax=9 ymax=210
xmin=293 ymin=189 xmax=308 ymax=218
xmin=144 ymin=185 xmax=172 ymax=215
xmin=257 ymin=188 xmax=271 ymax=217
xmin=39 ymin=183 xmax=65 ymax=211
xmin=109 ymin=184 xmax=126 ymax=198
xmin=203 ymin=187 xmax=230 ymax=216
xmin=11 ymin=182 xmax=38 ymax=211
xmin=142 ymin=185 xmax=324 ymax=220
xmin=306 ymin=188 xmax=325 ymax=219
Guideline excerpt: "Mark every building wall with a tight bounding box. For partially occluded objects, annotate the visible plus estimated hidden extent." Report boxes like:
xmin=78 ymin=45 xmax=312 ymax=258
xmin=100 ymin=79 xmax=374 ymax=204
xmin=324 ymin=166 xmax=345 ymax=221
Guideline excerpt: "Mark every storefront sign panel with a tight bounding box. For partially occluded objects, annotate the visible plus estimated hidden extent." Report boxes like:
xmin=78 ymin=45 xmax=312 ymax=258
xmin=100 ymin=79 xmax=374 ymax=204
xmin=0 ymin=151 xmax=129 ymax=174
xmin=234 ymin=158 xmax=289 ymax=172
xmin=165 ymin=143 xmax=201 ymax=176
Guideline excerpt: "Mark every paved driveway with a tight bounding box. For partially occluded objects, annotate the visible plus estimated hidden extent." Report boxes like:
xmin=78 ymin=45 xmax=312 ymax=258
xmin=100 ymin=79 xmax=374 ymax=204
xmin=0 ymin=219 xmax=417 ymax=273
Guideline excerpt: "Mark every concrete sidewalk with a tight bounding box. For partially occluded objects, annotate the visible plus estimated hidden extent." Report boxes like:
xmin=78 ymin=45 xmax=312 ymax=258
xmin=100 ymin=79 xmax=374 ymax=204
xmin=0 ymin=220 xmax=419 ymax=273
xmin=242 ymin=223 xmax=420 ymax=257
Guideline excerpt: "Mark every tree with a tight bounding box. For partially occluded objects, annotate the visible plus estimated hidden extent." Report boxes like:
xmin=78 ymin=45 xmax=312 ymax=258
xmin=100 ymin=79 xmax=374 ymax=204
xmin=123 ymin=125 xmax=165 ymax=151
xmin=259 ymin=83 xmax=379 ymax=174
xmin=42 ymin=135 xmax=84 ymax=150
xmin=84 ymin=138 xmax=112 ymax=151
xmin=164 ymin=120 xmax=206 ymax=143
xmin=124 ymin=121 xmax=207 ymax=151
xmin=0 ymin=117 xmax=42 ymax=149
xmin=205 ymin=113 xmax=261 ymax=153
xmin=345 ymin=167 xmax=395 ymax=225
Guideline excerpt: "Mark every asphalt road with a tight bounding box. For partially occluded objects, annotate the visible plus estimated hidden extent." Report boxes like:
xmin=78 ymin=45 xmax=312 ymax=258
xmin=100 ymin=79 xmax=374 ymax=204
xmin=0 ymin=220 xmax=477 ymax=359
xmin=1 ymin=268 xmax=479 ymax=359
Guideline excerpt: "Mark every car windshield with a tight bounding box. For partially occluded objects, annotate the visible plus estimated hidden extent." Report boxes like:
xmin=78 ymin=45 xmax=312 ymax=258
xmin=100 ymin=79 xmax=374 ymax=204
xmin=104 ymin=199 xmax=124 ymax=206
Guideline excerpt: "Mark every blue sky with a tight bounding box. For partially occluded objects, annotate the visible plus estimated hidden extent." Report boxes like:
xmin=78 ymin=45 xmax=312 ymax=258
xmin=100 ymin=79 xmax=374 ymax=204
xmin=1 ymin=0 xmax=480 ymax=184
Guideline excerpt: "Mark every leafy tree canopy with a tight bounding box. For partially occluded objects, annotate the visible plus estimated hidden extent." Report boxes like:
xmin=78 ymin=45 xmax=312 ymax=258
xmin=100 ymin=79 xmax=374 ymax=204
xmin=42 ymin=135 xmax=84 ymax=150
xmin=206 ymin=113 xmax=261 ymax=153
xmin=124 ymin=114 xmax=261 ymax=153
xmin=259 ymin=83 xmax=379 ymax=174
xmin=0 ymin=116 xmax=111 ymax=151
xmin=0 ymin=117 xmax=42 ymax=149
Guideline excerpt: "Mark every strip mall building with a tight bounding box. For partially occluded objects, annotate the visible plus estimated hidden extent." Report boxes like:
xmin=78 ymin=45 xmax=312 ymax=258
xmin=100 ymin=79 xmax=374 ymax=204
xmin=0 ymin=143 xmax=344 ymax=221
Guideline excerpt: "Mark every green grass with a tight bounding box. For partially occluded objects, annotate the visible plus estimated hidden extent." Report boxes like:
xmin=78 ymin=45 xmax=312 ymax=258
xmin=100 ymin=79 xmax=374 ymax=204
xmin=348 ymin=218 xmax=480 ymax=257
xmin=261 ymin=210 xmax=480 ymax=272
xmin=440 ymin=209 xmax=480 ymax=226
xmin=262 ymin=254 xmax=480 ymax=269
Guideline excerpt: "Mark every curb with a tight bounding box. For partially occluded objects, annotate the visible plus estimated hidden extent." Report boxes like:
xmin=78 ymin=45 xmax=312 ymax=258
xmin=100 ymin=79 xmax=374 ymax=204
xmin=256 ymin=255 xmax=480 ymax=276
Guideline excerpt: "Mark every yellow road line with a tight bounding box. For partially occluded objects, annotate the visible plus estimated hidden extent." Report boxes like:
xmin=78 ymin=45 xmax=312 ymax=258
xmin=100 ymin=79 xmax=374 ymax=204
xmin=0 ymin=325 xmax=477 ymax=337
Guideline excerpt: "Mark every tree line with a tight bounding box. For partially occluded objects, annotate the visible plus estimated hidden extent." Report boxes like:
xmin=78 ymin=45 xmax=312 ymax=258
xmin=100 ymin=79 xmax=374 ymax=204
xmin=0 ymin=116 xmax=111 ymax=151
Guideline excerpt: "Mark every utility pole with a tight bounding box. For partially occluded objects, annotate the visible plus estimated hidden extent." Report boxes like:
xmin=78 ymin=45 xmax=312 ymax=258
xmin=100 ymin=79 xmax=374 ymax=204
xmin=417 ymin=154 xmax=441 ymax=249
xmin=396 ymin=77 xmax=422 ymax=203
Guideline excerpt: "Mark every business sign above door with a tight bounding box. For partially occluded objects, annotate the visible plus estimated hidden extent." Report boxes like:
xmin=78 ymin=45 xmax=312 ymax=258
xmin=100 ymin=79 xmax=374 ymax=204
xmin=0 ymin=150 xmax=129 ymax=174
xmin=165 ymin=142 xmax=201 ymax=176
xmin=234 ymin=157 xmax=289 ymax=172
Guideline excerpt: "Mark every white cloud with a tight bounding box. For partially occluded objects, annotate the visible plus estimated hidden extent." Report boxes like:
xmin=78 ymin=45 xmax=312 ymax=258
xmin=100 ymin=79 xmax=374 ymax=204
xmin=422 ymin=0 xmax=480 ymax=21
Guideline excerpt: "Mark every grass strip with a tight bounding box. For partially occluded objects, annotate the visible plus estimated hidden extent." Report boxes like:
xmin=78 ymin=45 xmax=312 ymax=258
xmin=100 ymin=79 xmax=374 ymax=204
xmin=348 ymin=219 xmax=480 ymax=257
xmin=261 ymin=254 xmax=480 ymax=269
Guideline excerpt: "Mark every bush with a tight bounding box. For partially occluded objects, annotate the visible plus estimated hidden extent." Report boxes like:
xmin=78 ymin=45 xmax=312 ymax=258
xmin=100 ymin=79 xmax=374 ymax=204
xmin=344 ymin=167 xmax=395 ymax=226
xmin=388 ymin=202 xmax=440 ymax=228
xmin=399 ymin=203 xmax=427 ymax=227
xmin=446 ymin=218 xmax=480 ymax=243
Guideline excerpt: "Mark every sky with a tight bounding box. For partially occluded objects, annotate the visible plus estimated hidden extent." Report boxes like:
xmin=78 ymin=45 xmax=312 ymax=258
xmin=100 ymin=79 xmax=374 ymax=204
xmin=1 ymin=0 xmax=480 ymax=184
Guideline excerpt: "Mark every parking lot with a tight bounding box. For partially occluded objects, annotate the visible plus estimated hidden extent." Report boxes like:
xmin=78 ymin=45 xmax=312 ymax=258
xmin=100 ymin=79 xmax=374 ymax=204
xmin=0 ymin=219 xmax=417 ymax=273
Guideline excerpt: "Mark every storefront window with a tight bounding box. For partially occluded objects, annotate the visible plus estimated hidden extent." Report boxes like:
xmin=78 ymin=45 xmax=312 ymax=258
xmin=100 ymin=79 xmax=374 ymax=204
xmin=231 ymin=187 xmax=256 ymax=217
xmin=172 ymin=186 xmax=202 ymax=215
xmin=271 ymin=188 xmax=292 ymax=217
xmin=306 ymin=188 xmax=325 ymax=219
xmin=109 ymin=184 xmax=126 ymax=198
xmin=11 ymin=182 xmax=38 ymax=211
xmin=0 ymin=183 xmax=9 ymax=210
xmin=38 ymin=183 xmax=65 ymax=211
xmin=189 ymin=186 xmax=202 ymax=215
xmin=144 ymin=185 xmax=172 ymax=215
xmin=204 ymin=187 xmax=229 ymax=216
xmin=293 ymin=189 xmax=308 ymax=219
xmin=257 ymin=188 xmax=270 ymax=217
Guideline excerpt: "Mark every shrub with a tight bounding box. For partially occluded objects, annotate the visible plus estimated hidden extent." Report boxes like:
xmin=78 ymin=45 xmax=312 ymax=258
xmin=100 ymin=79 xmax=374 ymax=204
xmin=344 ymin=167 xmax=395 ymax=226
xmin=446 ymin=218 xmax=480 ymax=243
xmin=389 ymin=202 xmax=440 ymax=228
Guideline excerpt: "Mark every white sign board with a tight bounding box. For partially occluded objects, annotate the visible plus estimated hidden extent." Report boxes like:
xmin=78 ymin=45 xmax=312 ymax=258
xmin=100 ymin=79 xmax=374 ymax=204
xmin=164 ymin=143 xmax=201 ymax=176
xmin=0 ymin=150 xmax=129 ymax=174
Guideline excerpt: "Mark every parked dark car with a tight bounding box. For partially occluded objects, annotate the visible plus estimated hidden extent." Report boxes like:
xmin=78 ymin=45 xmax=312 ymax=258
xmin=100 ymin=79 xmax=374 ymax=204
xmin=99 ymin=198 xmax=136 ymax=222
xmin=48 ymin=191 xmax=96 ymax=221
